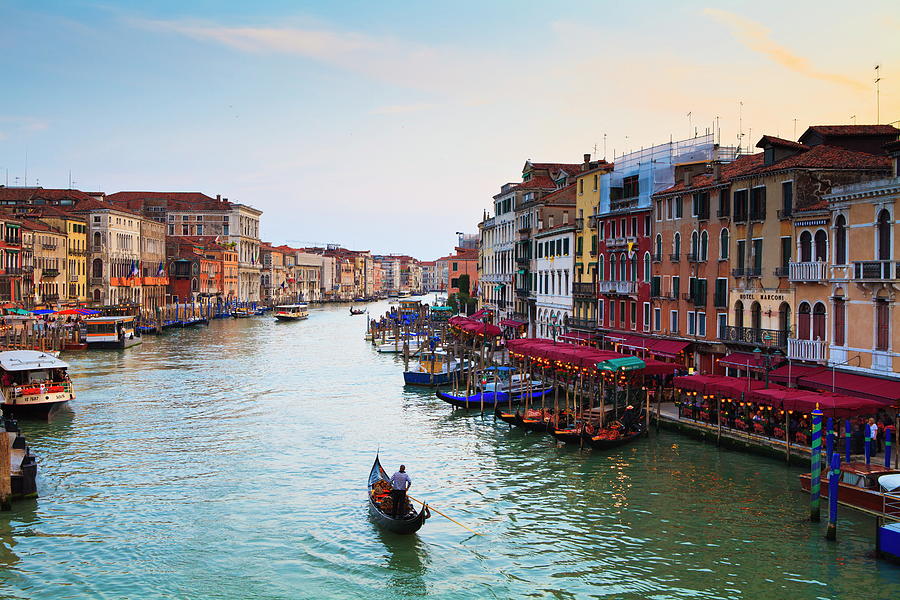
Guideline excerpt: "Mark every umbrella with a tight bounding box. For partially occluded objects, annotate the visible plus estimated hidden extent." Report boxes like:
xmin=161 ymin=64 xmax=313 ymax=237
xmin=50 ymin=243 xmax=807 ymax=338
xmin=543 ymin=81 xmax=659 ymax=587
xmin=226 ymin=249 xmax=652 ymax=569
xmin=7 ymin=308 xmax=30 ymax=315
xmin=30 ymin=309 xmax=55 ymax=315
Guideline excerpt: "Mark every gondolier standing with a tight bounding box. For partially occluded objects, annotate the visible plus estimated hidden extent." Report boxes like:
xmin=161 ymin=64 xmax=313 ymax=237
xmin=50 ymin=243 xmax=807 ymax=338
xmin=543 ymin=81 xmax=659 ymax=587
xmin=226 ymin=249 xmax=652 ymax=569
xmin=390 ymin=465 xmax=412 ymax=517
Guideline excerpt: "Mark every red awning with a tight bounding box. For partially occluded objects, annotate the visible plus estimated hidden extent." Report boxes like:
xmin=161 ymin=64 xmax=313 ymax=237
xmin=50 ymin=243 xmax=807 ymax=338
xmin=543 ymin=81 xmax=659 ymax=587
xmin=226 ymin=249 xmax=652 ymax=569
xmin=768 ymin=364 xmax=823 ymax=386
xmin=796 ymin=370 xmax=900 ymax=405
xmin=673 ymin=374 xmax=722 ymax=394
xmin=499 ymin=319 xmax=526 ymax=328
xmin=745 ymin=387 xmax=884 ymax=417
xmin=448 ymin=316 xmax=502 ymax=337
xmin=647 ymin=339 xmax=689 ymax=359
xmin=507 ymin=338 xmax=624 ymax=370
xmin=559 ymin=331 xmax=598 ymax=344
xmin=707 ymin=376 xmax=773 ymax=398
xmin=718 ymin=352 xmax=777 ymax=371
xmin=643 ymin=359 xmax=679 ymax=376
xmin=469 ymin=309 xmax=492 ymax=319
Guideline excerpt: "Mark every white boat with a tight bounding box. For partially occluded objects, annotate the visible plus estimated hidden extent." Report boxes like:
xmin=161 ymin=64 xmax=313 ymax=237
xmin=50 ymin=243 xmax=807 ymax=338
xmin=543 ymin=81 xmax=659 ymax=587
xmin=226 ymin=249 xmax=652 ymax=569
xmin=403 ymin=351 xmax=469 ymax=386
xmin=0 ymin=350 xmax=75 ymax=419
xmin=84 ymin=315 xmax=142 ymax=349
xmin=375 ymin=339 xmax=424 ymax=354
xmin=398 ymin=290 xmax=412 ymax=298
xmin=274 ymin=304 xmax=309 ymax=321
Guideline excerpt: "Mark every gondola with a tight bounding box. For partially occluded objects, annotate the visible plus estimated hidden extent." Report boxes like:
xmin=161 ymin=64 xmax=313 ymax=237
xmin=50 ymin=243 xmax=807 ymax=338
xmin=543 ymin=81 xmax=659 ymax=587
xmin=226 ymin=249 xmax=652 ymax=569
xmin=350 ymin=308 xmax=366 ymax=315
xmin=587 ymin=423 xmax=646 ymax=450
xmin=494 ymin=407 xmax=519 ymax=426
xmin=368 ymin=455 xmax=429 ymax=534
xmin=436 ymin=386 xmax=553 ymax=410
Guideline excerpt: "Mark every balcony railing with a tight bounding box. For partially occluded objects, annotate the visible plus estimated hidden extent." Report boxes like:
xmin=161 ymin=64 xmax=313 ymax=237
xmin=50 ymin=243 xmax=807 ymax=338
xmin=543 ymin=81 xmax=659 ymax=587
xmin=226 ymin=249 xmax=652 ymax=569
xmin=717 ymin=209 xmax=729 ymax=218
xmin=731 ymin=267 xmax=744 ymax=277
xmin=0 ymin=268 xmax=24 ymax=276
xmin=787 ymin=338 xmax=828 ymax=362
xmin=651 ymin=252 xmax=662 ymax=263
xmin=572 ymin=282 xmax=595 ymax=298
xmin=68 ymin=248 xmax=86 ymax=256
xmin=719 ymin=325 xmax=788 ymax=348
xmin=69 ymin=275 xmax=79 ymax=282
xmin=41 ymin=268 xmax=60 ymax=278
xmin=789 ymin=261 xmax=826 ymax=283
xmin=670 ymin=253 xmax=681 ymax=262
xmin=42 ymin=293 xmax=59 ymax=302
xmin=774 ymin=266 xmax=789 ymax=278
xmin=41 ymin=243 xmax=58 ymax=250
xmin=568 ymin=317 xmax=596 ymax=331
xmin=515 ymin=287 xmax=530 ymax=297
xmin=746 ymin=267 xmax=762 ymax=277
xmin=852 ymin=260 xmax=900 ymax=281
xmin=574 ymin=218 xmax=584 ymax=230
xmin=90 ymin=277 xmax=104 ymax=285
xmin=777 ymin=208 xmax=793 ymax=220
xmin=597 ymin=280 xmax=637 ymax=295
xmin=687 ymin=252 xmax=702 ymax=263
xmin=606 ymin=236 xmax=637 ymax=249
xmin=4 ymin=237 xmax=21 ymax=245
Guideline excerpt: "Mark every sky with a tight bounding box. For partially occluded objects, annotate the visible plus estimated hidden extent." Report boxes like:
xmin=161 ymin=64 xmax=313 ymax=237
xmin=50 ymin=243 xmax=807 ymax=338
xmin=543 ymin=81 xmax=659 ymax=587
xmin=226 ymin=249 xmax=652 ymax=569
xmin=1 ymin=0 xmax=897 ymax=259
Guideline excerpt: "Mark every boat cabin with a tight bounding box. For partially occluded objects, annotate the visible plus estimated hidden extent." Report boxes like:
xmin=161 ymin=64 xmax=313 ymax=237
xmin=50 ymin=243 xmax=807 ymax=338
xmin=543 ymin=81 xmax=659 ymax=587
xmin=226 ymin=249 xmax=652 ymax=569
xmin=398 ymin=299 xmax=421 ymax=315
xmin=832 ymin=463 xmax=899 ymax=489
xmin=0 ymin=350 xmax=75 ymax=418
xmin=84 ymin=316 xmax=141 ymax=349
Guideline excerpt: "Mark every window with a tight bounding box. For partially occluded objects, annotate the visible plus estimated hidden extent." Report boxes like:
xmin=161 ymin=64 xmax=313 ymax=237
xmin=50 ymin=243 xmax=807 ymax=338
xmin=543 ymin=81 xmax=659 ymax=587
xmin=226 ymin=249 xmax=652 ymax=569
xmin=643 ymin=252 xmax=651 ymax=282
xmin=734 ymin=300 xmax=744 ymax=329
xmin=609 ymin=255 xmax=616 ymax=281
xmin=598 ymin=299 xmax=605 ymax=324
xmin=700 ymin=231 xmax=708 ymax=261
xmin=736 ymin=239 xmax=746 ymax=270
xmin=782 ymin=181 xmax=793 ymax=216
xmin=593 ymin=174 xmax=598 ymax=191
xmin=656 ymin=200 xmax=663 ymax=221
xmin=93 ymin=216 xmax=100 ymax=224
xmin=630 ymin=217 xmax=637 ymax=237
xmin=719 ymin=229 xmax=729 ymax=259
xmin=714 ymin=278 xmax=727 ymax=307
xmin=750 ymin=186 xmax=766 ymax=221
xmin=814 ymin=230 xmax=827 ymax=262
xmin=688 ymin=311 xmax=696 ymax=335
xmin=733 ymin=189 xmax=748 ymax=222
xmin=182 ymin=225 xmax=189 ymax=235
xmin=576 ymin=236 xmax=583 ymax=255
xmin=752 ymin=238 xmax=763 ymax=271
xmin=698 ymin=312 xmax=706 ymax=337
xmin=452 ymin=262 xmax=458 ymax=271
xmin=690 ymin=231 xmax=699 ymax=258
xmin=718 ymin=189 xmax=730 ymax=217
xmin=876 ymin=301 xmax=890 ymax=351
xmin=579 ymin=179 xmax=584 ymax=194
xmin=651 ymin=275 xmax=661 ymax=297
xmin=799 ymin=231 xmax=812 ymax=262
xmin=563 ymin=238 xmax=569 ymax=255
xmin=675 ymin=196 xmax=683 ymax=219
xmin=878 ymin=209 xmax=892 ymax=260
xmin=835 ymin=215 xmax=847 ymax=265
xmin=834 ymin=297 xmax=845 ymax=346
xmin=798 ymin=302 xmax=811 ymax=339
xmin=620 ymin=300 xmax=626 ymax=325
xmin=598 ymin=255 xmax=604 ymax=280
xmin=717 ymin=313 xmax=728 ymax=339
xmin=812 ymin=302 xmax=826 ymax=341
xmin=673 ymin=232 xmax=681 ymax=257
xmin=623 ymin=175 xmax=639 ymax=198
xmin=644 ymin=215 xmax=650 ymax=236
xmin=196 ymin=225 xmax=203 ymax=235
xmin=670 ymin=310 xmax=679 ymax=333
xmin=781 ymin=237 xmax=792 ymax=269
xmin=655 ymin=234 xmax=662 ymax=258
xmin=672 ymin=276 xmax=680 ymax=298
xmin=653 ymin=307 xmax=661 ymax=331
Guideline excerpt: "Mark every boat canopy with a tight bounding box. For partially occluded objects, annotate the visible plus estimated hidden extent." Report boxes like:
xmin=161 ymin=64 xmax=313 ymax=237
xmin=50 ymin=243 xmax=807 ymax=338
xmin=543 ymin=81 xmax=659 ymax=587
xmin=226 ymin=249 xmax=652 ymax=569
xmin=597 ymin=357 xmax=646 ymax=372
xmin=880 ymin=474 xmax=900 ymax=492
xmin=0 ymin=350 xmax=70 ymax=371
xmin=275 ymin=304 xmax=308 ymax=309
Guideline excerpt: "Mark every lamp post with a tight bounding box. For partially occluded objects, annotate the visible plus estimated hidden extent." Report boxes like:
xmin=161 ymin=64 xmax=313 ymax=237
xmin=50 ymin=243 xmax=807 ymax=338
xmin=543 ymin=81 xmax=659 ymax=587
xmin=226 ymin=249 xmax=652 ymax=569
xmin=753 ymin=347 xmax=781 ymax=388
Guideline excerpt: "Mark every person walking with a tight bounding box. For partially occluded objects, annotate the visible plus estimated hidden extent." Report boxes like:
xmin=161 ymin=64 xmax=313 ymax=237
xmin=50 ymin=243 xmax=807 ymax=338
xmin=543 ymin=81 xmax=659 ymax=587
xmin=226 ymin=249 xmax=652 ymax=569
xmin=389 ymin=465 xmax=412 ymax=517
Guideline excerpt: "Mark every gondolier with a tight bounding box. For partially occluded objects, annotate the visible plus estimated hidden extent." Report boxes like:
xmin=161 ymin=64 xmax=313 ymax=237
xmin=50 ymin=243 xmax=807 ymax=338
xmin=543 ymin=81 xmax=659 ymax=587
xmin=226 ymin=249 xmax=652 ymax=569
xmin=390 ymin=465 xmax=412 ymax=517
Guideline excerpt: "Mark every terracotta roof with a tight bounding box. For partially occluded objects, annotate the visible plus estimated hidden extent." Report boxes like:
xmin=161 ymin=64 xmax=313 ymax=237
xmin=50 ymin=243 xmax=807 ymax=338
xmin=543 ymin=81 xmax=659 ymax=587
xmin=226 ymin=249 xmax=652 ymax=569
xmin=756 ymin=135 xmax=810 ymax=151
xmin=655 ymin=144 xmax=891 ymax=196
xmin=71 ymin=196 xmax=143 ymax=217
xmin=27 ymin=205 xmax=86 ymax=221
xmin=0 ymin=187 xmax=97 ymax=204
xmin=511 ymin=175 xmax=557 ymax=191
xmin=527 ymin=162 xmax=585 ymax=174
xmin=106 ymin=191 xmax=230 ymax=212
xmin=539 ymin=183 xmax=576 ymax=204
xmin=19 ymin=218 xmax=63 ymax=234
xmin=802 ymin=125 xmax=899 ymax=137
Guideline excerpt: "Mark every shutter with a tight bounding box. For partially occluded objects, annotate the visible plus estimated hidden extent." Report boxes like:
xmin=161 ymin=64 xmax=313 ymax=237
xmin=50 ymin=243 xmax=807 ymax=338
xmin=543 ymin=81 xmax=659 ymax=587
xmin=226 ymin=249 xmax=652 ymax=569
xmin=834 ymin=299 xmax=845 ymax=346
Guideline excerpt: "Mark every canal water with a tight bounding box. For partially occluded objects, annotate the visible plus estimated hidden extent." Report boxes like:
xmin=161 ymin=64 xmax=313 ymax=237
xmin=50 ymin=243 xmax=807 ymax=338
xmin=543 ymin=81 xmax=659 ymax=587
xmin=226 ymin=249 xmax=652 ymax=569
xmin=0 ymin=296 xmax=898 ymax=599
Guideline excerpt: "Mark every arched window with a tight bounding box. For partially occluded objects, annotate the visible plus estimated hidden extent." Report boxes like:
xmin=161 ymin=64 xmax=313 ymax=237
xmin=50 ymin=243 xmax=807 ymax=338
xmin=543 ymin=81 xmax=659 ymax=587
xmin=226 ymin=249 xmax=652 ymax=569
xmin=878 ymin=209 xmax=891 ymax=260
xmin=834 ymin=215 xmax=847 ymax=265
xmin=734 ymin=300 xmax=744 ymax=329
xmin=833 ymin=296 xmax=845 ymax=346
xmin=798 ymin=302 xmax=811 ymax=340
xmin=778 ymin=302 xmax=791 ymax=337
xmin=609 ymin=255 xmax=616 ymax=282
xmin=643 ymin=252 xmax=651 ymax=282
xmin=814 ymin=230 xmax=827 ymax=262
xmin=92 ymin=289 xmax=101 ymax=303
xmin=598 ymin=255 xmax=604 ymax=280
xmin=720 ymin=228 xmax=729 ymax=259
xmin=630 ymin=255 xmax=637 ymax=282
xmin=92 ymin=231 xmax=101 ymax=249
xmin=812 ymin=302 xmax=826 ymax=341
xmin=92 ymin=258 xmax=103 ymax=278
xmin=690 ymin=231 xmax=699 ymax=257
xmin=673 ymin=232 xmax=681 ymax=257
xmin=700 ymin=230 xmax=709 ymax=261
xmin=750 ymin=301 xmax=761 ymax=330
xmin=655 ymin=234 xmax=662 ymax=258
xmin=620 ymin=255 xmax=627 ymax=281
xmin=799 ymin=231 xmax=812 ymax=262
xmin=191 ymin=277 xmax=199 ymax=292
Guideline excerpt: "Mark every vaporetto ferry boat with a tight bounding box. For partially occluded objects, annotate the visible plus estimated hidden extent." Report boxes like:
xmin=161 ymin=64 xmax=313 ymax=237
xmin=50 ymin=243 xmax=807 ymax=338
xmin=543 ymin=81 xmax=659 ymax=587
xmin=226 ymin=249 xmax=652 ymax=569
xmin=0 ymin=350 xmax=75 ymax=419
xmin=83 ymin=315 xmax=142 ymax=349
xmin=274 ymin=304 xmax=309 ymax=321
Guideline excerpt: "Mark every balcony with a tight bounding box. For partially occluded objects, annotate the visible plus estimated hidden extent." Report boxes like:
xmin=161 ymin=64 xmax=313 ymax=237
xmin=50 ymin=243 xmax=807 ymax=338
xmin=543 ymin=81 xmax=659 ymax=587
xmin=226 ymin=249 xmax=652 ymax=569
xmin=569 ymin=317 xmax=596 ymax=331
xmin=572 ymin=282 xmax=595 ymax=298
xmin=746 ymin=267 xmax=762 ymax=277
xmin=89 ymin=277 xmax=104 ymax=285
xmin=789 ymin=261 xmax=827 ymax=283
xmin=670 ymin=253 xmax=681 ymax=262
xmin=0 ymin=268 xmax=24 ymax=276
xmin=651 ymin=252 xmax=661 ymax=263
xmin=68 ymin=248 xmax=86 ymax=256
xmin=777 ymin=208 xmax=793 ymax=220
xmin=515 ymin=287 xmax=530 ymax=297
xmin=687 ymin=252 xmax=702 ymax=263
xmin=597 ymin=280 xmax=637 ymax=295
xmin=515 ymin=256 xmax=529 ymax=265
xmin=42 ymin=293 xmax=59 ymax=301
xmin=41 ymin=268 xmax=60 ymax=278
xmin=69 ymin=275 xmax=79 ymax=282
xmin=4 ymin=237 xmax=21 ymax=245
xmin=606 ymin=236 xmax=637 ymax=249
xmin=773 ymin=266 xmax=789 ymax=278
xmin=787 ymin=338 xmax=828 ymax=362
xmin=716 ymin=209 xmax=729 ymax=219
xmin=575 ymin=218 xmax=584 ymax=230
xmin=719 ymin=325 xmax=787 ymax=348
xmin=682 ymin=292 xmax=707 ymax=306
xmin=41 ymin=243 xmax=58 ymax=250
xmin=852 ymin=260 xmax=900 ymax=281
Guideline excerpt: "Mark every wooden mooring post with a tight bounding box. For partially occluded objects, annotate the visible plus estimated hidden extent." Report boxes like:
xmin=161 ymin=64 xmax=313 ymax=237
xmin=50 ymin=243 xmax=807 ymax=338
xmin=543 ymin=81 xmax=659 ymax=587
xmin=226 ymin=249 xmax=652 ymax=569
xmin=0 ymin=429 xmax=10 ymax=510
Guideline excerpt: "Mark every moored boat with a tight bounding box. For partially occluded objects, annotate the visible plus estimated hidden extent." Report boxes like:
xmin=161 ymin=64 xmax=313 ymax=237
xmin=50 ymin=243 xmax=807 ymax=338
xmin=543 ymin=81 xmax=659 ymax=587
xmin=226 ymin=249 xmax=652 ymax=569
xmin=799 ymin=462 xmax=900 ymax=516
xmin=0 ymin=350 xmax=76 ymax=420
xmin=368 ymin=455 xmax=429 ymax=534
xmin=274 ymin=304 xmax=309 ymax=321
xmin=587 ymin=423 xmax=645 ymax=450
xmin=403 ymin=351 xmax=467 ymax=386
xmin=436 ymin=386 xmax=553 ymax=409
xmin=350 ymin=307 xmax=366 ymax=315
xmin=231 ymin=308 xmax=254 ymax=318
xmin=83 ymin=315 xmax=142 ymax=349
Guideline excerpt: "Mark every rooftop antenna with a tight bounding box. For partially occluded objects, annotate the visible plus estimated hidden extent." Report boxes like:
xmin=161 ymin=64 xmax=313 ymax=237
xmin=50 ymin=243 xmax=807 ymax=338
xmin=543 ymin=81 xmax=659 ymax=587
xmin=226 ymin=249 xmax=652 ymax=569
xmin=875 ymin=65 xmax=881 ymax=124
xmin=687 ymin=111 xmax=692 ymax=137
xmin=68 ymin=170 xmax=72 ymax=189
xmin=23 ymin=152 xmax=27 ymax=188
xmin=603 ymin=133 xmax=607 ymax=160
xmin=793 ymin=118 xmax=798 ymax=139
xmin=738 ymin=101 xmax=744 ymax=153
xmin=850 ymin=114 xmax=857 ymax=125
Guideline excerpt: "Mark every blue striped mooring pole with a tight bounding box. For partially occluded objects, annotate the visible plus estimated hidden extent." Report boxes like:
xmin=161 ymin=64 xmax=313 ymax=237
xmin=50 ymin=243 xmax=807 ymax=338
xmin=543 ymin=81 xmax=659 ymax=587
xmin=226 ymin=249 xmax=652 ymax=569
xmin=845 ymin=419 xmax=852 ymax=463
xmin=810 ymin=408 xmax=823 ymax=522
xmin=826 ymin=452 xmax=840 ymax=541
xmin=886 ymin=428 xmax=893 ymax=468
xmin=826 ymin=417 xmax=835 ymax=467
xmin=865 ymin=424 xmax=872 ymax=465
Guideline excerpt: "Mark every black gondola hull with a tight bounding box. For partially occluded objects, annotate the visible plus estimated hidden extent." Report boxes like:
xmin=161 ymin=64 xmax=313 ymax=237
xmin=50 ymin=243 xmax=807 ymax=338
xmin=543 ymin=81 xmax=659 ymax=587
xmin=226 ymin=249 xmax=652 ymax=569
xmin=587 ymin=426 xmax=645 ymax=450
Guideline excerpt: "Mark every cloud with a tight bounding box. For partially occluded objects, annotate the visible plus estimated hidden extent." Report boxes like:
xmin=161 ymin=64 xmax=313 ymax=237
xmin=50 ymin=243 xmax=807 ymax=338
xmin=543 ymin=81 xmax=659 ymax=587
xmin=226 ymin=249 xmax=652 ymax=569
xmin=703 ymin=8 xmax=867 ymax=91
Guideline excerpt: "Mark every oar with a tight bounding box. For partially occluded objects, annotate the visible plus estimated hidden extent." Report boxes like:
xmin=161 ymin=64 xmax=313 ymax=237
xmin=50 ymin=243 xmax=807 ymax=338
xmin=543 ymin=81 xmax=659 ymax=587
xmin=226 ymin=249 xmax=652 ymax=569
xmin=407 ymin=495 xmax=482 ymax=536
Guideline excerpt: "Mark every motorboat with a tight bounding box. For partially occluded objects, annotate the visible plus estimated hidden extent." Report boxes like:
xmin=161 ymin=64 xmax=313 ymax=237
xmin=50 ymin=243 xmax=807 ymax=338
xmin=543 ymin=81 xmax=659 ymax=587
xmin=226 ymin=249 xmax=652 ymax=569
xmin=274 ymin=304 xmax=309 ymax=321
xmin=403 ymin=351 xmax=468 ymax=386
xmin=0 ymin=350 xmax=76 ymax=419
xmin=800 ymin=462 xmax=900 ymax=516
xmin=83 ymin=315 xmax=142 ymax=349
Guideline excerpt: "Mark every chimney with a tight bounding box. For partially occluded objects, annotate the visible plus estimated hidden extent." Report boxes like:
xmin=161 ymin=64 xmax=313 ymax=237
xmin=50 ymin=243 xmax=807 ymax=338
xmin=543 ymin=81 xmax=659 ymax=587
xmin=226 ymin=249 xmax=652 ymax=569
xmin=216 ymin=194 xmax=221 ymax=201
xmin=683 ymin=171 xmax=691 ymax=187
xmin=713 ymin=162 xmax=721 ymax=182
xmin=583 ymin=153 xmax=591 ymax=168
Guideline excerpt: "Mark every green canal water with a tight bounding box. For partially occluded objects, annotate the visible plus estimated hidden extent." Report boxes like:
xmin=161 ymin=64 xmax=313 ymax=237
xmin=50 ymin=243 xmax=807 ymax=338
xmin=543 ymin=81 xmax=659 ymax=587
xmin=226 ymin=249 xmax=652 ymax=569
xmin=0 ymin=296 xmax=898 ymax=599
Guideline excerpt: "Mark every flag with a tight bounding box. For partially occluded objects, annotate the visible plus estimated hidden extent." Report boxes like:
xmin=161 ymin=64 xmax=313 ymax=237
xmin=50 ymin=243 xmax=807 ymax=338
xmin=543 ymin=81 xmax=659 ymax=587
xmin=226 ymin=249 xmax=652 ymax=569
xmin=281 ymin=281 xmax=286 ymax=290
xmin=130 ymin=260 xmax=140 ymax=277
xmin=157 ymin=262 xmax=165 ymax=277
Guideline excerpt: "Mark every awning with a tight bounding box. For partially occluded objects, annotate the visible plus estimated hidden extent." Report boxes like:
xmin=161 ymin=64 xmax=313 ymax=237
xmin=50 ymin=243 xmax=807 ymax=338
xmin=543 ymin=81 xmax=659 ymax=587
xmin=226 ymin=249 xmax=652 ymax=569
xmin=469 ymin=309 xmax=492 ymax=319
xmin=597 ymin=356 xmax=646 ymax=372
xmin=603 ymin=331 xmax=629 ymax=342
xmin=768 ymin=364 xmax=823 ymax=386
xmin=745 ymin=387 xmax=884 ymax=417
xmin=448 ymin=316 xmax=502 ymax=337
xmin=499 ymin=319 xmax=527 ymax=328
xmin=796 ymin=370 xmax=900 ymax=405
xmin=507 ymin=338 xmax=624 ymax=370
xmin=647 ymin=339 xmax=689 ymax=359
xmin=559 ymin=331 xmax=598 ymax=344
xmin=673 ymin=374 xmax=722 ymax=394
xmin=643 ymin=359 xmax=680 ymax=376
xmin=617 ymin=335 xmax=650 ymax=351
xmin=718 ymin=352 xmax=782 ymax=371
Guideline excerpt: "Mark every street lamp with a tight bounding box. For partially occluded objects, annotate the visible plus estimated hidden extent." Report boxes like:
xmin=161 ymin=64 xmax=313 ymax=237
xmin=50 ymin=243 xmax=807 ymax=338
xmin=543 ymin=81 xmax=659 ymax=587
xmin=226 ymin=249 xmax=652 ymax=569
xmin=754 ymin=347 xmax=781 ymax=388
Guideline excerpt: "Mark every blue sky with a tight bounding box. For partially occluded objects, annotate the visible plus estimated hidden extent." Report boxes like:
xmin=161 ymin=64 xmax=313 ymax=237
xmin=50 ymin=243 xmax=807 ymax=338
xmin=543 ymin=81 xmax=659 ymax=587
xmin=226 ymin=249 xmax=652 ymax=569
xmin=1 ymin=1 xmax=897 ymax=259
